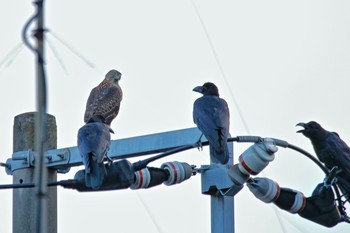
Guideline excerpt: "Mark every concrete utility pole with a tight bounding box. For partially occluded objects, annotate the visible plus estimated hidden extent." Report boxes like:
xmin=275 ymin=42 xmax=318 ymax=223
xmin=12 ymin=112 xmax=57 ymax=233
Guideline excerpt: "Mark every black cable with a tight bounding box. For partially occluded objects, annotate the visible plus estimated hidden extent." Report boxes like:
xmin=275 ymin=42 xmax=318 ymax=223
xmin=22 ymin=2 xmax=40 ymax=55
xmin=2 ymin=134 xmax=349 ymax=221
xmin=0 ymin=180 xmax=77 ymax=190
xmin=286 ymin=143 xmax=348 ymax=218
xmin=132 ymin=142 xmax=207 ymax=171
xmin=287 ymin=143 xmax=329 ymax=175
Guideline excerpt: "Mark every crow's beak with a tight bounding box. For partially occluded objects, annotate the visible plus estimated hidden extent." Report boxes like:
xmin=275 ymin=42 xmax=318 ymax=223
xmin=296 ymin=122 xmax=306 ymax=133
xmin=193 ymin=86 xmax=203 ymax=93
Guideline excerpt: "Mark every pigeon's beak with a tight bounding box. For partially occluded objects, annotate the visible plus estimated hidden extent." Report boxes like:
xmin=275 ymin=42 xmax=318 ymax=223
xmin=109 ymin=127 xmax=115 ymax=134
xmin=193 ymin=86 xmax=203 ymax=93
xmin=296 ymin=122 xmax=306 ymax=133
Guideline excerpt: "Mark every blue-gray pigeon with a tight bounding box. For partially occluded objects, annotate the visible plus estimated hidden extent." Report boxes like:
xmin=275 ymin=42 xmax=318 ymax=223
xmin=78 ymin=115 xmax=114 ymax=189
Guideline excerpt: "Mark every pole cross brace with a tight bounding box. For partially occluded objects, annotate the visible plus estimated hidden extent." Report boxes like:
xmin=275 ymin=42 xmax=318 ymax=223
xmin=5 ymin=127 xmax=203 ymax=175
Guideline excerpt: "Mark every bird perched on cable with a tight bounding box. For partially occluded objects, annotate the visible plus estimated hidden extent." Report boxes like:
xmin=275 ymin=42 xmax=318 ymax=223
xmin=297 ymin=121 xmax=350 ymax=197
xmin=84 ymin=69 xmax=123 ymax=126
xmin=77 ymin=115 xmax=114 ymax=189
xmin=193 ymin=82 xmax=230 ymax=164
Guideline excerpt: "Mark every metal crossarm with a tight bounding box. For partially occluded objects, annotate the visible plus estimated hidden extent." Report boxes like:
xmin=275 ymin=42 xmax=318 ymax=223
xmin=6 ymin=127 xmax=203 ymax=174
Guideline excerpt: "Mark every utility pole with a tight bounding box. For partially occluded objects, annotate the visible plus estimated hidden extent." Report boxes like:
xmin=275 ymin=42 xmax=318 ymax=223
xmin=12 ymin=113 xmax=57 ymax=233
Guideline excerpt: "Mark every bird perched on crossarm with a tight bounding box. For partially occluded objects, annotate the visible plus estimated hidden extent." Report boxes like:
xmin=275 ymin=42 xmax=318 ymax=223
xmin=84 ymin=69 xmax=123 ymax=126
xmin=193 ymin=82 xmax=230 ymax=164
xmin=296 ymin=121 xmax=350 ymax=197
xmin=78 ymin=115 xmax=114 ymax=189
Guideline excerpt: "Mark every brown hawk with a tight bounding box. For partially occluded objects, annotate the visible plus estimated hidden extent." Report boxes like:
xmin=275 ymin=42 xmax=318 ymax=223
xmin=84 ymin=69 xmax=123 ymax=126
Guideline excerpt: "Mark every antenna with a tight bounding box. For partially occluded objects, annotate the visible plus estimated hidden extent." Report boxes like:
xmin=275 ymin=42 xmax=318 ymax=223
xmin=22 ymin=0 xmax=49 ymax=232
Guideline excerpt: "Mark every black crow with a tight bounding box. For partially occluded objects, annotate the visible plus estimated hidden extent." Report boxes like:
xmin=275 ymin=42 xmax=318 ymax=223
xmin=78 ymin=115 xmax=114 ymax=189
xmin=193 ymin=82 xmax=230 ymax=164
xmin=297 ymin=121 xmax=350 ymax=197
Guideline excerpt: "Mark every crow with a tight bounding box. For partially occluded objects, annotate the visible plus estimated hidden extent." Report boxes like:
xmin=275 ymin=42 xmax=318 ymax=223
xmin=84 ymin=69 xmax=123 ymax=126
xmin=78 ymin=115 xmax=114 ymax=189
xmin=193 ymin=82 xmax=230 ymax=164
xmin=297 ymin=121 xmax=350 ymax=198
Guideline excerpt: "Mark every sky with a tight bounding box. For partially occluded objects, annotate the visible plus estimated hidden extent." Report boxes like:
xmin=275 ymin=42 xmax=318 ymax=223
xmin=0 ymin=0 xmax=350 ymax=232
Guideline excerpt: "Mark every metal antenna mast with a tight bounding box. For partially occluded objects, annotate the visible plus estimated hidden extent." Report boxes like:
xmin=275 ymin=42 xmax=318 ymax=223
xmin=34 ymin=1 xmax=48 ymax=232
xmin=22 ymin=0 xmax=49 ymax=232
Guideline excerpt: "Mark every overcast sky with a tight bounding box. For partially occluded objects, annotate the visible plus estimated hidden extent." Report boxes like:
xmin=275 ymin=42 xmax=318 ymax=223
xmin=0 ymin=1 xmax=350 ymax=232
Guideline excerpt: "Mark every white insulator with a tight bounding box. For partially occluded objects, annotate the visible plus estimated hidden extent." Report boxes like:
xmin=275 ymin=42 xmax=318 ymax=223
xmin=238 ymin=139 xmax=277 ymax=176
xmin=161 ymin=161 xmax=193 ymax=186
xmin=228 ymin=164 xmax=250 ymax=185
xmin=289 ymin=191 xmax=306 ymax=214
xmin=130 ymin=168 xmax=151 ymax=189
xmin=246 ymin=177 xmax=280 ymax=203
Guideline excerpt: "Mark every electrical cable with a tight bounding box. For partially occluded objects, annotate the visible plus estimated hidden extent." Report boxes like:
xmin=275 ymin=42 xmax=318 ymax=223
xmin=1 ymin=135 xmax=349 ymax=222
xmin=22 ymin=12 xmax=38 ymax=55
xmin=132 ymin=143 xmax=204 ymax=171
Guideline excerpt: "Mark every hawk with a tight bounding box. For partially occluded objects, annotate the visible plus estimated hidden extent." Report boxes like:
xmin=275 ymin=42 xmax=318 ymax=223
xmin=84 ymin=69 xmax=123 ymax=126
xmin=193 ymin=82 xmax=230 ymax=164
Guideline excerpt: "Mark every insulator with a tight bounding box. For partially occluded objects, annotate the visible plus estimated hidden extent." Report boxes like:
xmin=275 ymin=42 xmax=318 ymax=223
xmin=246 ymin=177 xmax=280 ymax=203
xmin=130 ymin=168 xmax=151 ymax=189
xmin=274 ymin=188 xmax=306 ymax=214
xmin=246 ymin=177 xmax=341 ymax=227
xmin=247 ymin=177 xmax=305 ymax=214
xmin=228 ymin=139 xmax=277 ymax=185
xmin=227 ymin=164 xmax=250 ymax=185
xmin=130 ymin=167 xmax=169 ymax=189
xmin=237 ymin=138 xmax=277 ymax=176
xmin=161 ymin=161 xmax=193 ymax=186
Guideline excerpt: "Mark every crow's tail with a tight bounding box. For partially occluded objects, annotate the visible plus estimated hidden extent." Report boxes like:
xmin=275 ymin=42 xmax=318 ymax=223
xmin=210 ymin=143 xmax=229 ymax=164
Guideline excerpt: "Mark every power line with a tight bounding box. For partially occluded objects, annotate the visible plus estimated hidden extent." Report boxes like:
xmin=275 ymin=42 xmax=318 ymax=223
xmin=190 ymin=0 xmax=251 ymax=135
xmin=136 ymin=192 xmax=164 ymax=233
